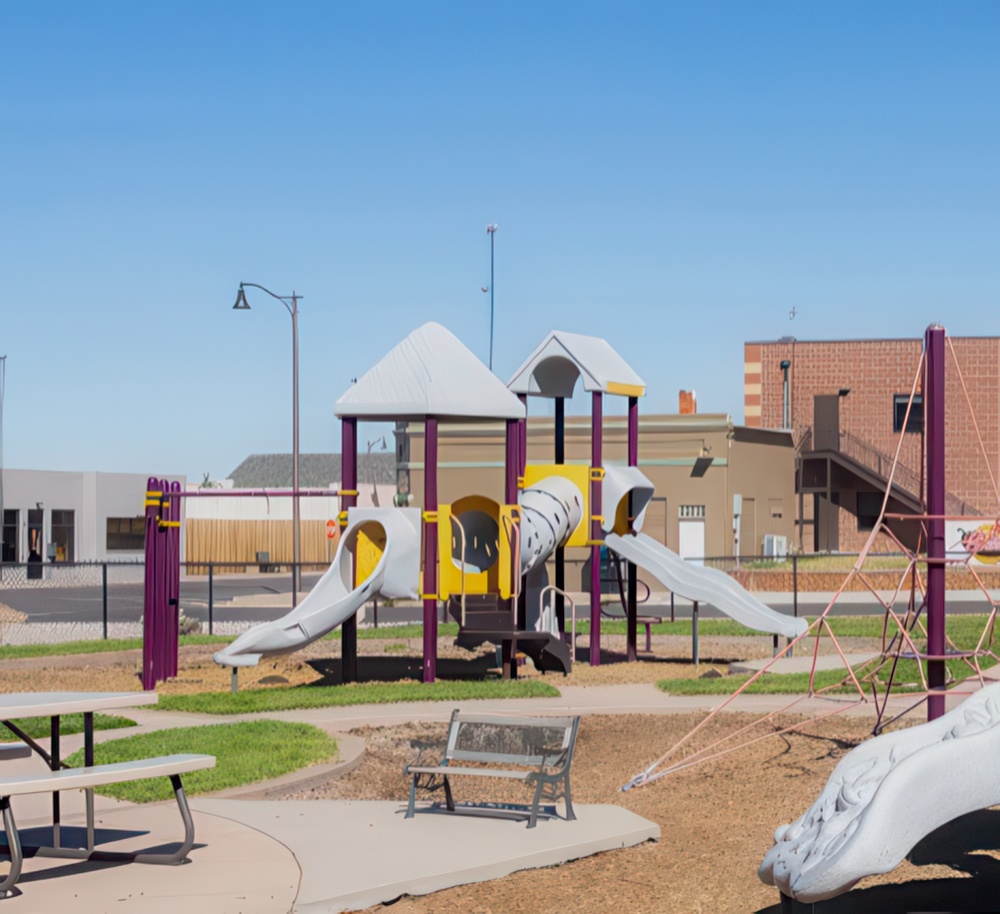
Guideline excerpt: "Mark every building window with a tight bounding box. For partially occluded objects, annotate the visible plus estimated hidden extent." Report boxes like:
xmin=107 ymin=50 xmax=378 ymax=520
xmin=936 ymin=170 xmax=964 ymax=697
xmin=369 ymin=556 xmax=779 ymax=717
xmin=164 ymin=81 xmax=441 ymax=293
xmin=678 ymin=505 xmax=706 ymax=519
xmin=107 ymin=517 xmax=145 ymax=551
xmin=769 ymin=499 xmax=783 ymax=519
xmin=1 ymin=510 xmax=17 ymax=563
xmin=51 ymin=510 xmax=75 ymax=562
xmin=857 ymin=492 xmax=883 ymax=531
xmin=893 ymin=394 xmax=923 ymax=434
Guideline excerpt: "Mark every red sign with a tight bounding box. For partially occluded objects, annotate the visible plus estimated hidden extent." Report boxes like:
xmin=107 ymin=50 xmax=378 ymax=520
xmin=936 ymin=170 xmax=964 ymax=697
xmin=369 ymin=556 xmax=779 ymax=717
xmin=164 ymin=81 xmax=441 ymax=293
xmin=326 ymin=519 xmax=338 ymax=540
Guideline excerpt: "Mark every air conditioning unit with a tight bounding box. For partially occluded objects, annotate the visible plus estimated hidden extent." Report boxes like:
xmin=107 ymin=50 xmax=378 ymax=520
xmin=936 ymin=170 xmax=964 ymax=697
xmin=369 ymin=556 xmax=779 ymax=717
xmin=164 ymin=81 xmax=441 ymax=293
xmin=762 ymin=535 xmax=788 ymax=559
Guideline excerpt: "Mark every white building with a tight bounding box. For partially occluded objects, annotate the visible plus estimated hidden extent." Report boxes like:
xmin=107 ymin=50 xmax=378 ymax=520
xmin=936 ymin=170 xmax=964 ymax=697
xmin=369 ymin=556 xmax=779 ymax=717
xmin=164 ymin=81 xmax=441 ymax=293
xmin=1 ymin=470 xmax=185 ymax=564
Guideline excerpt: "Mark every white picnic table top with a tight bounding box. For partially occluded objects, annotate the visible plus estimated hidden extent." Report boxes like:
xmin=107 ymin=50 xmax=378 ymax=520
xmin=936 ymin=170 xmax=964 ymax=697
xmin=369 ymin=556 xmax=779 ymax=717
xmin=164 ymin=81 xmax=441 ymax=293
xmin=0 ymin=691 xmax=158 ymax=719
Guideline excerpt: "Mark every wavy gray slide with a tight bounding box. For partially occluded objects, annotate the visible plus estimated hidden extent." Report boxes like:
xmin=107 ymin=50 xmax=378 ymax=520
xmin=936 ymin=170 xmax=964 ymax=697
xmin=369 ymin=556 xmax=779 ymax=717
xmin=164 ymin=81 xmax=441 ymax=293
xmin=213 ymin=509 xmax=420 ymax=668
xmin=760 ymin=681 xmax=1000 ymax=902
xmin=604 ymin=532 xmax=807 ymax=639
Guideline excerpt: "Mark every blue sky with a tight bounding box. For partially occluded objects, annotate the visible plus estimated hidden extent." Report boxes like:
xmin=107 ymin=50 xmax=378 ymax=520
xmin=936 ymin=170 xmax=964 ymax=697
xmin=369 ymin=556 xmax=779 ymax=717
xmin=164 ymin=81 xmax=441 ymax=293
xmin=2 ymin=1 xmax=998 ymax=482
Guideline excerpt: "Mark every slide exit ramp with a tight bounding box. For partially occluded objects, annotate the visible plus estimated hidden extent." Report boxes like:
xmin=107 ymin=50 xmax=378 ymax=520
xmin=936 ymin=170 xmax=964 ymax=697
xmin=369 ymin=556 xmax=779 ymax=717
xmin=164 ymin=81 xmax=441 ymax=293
xmin=213 ymin=508 xmax=421 ymax=668
xmin=605 ymin=532 xmax=807 ymax=640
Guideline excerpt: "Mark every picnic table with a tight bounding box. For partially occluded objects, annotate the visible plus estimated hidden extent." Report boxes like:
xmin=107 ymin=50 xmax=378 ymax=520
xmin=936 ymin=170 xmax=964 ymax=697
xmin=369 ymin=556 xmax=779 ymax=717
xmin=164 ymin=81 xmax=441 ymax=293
xmin=0 ymin=691 xmax=214 ymax=898
xmin=0 ymin=690 xmax=159 ymax=851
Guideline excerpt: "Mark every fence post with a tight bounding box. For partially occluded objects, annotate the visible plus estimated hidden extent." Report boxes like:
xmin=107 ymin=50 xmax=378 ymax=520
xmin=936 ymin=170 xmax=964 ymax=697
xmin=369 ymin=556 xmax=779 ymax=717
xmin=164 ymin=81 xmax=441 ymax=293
xmin=102 ymin=563 xmax=108 ymax=640
xmin=208 ymin=563 xmax=214 ymax=636
xmin=792 ymin=554 xmax=799 ymax=617
xmin=692 ymin=601 xmax=699 ymax=666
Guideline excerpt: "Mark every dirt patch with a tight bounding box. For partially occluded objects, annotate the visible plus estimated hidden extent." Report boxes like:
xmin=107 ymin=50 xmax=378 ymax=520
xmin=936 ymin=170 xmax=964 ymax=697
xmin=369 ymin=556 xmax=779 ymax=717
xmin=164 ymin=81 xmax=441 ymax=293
xmin=0 ymin=631 xmax=886 ymax=695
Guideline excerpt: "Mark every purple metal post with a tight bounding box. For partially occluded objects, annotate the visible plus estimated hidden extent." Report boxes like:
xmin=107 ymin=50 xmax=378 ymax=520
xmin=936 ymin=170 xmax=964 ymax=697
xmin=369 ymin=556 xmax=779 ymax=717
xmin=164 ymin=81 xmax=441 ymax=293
xmin=626 ymin=396 xmax=639 ymax=661
xmin=925 ymin=324 xmax=946 ymax=720
xmin=518 ymin=394 xmax=528 ymax=478
xmin=590 ymin=392 xmax=603 ymax=665
xmin=156 ymin=486 xmax=169 ymax=682
xmin=422 ymin=418 xmax=439 ymax=683
xmin=142 ymin=477 xmax=159 ymax=690
xmin=516 ymin=395 xmax=528 ymax=632
xmin=341 ymin=418 xmax=358 ymax=682
xmin=554 ymin=397 xmax=566 ymax=633
xmin=505 ymin=419 xmax=519 ymax=505
xmin=166 ymin=481 xmax=181 ymax=678
xmin=503 ymin=419 xmax=521 ymax=677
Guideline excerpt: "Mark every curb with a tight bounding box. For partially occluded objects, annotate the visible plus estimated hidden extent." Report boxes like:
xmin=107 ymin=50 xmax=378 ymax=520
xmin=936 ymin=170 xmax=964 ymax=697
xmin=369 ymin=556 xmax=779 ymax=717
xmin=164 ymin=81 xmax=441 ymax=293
xmin=205 ymin=732 xmax=366 ymax=800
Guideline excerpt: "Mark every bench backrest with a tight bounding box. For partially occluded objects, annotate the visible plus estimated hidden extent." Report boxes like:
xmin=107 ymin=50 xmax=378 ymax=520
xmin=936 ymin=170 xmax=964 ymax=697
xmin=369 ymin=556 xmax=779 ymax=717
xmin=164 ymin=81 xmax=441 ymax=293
xmin=444 ymin=711 xmax=580 ymax=768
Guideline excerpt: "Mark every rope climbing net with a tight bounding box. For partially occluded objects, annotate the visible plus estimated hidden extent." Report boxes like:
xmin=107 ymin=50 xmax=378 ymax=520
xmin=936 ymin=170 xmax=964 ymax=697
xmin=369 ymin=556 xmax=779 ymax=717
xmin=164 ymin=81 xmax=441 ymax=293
xmin=623 ymin=335 xmax=1000 ymax=791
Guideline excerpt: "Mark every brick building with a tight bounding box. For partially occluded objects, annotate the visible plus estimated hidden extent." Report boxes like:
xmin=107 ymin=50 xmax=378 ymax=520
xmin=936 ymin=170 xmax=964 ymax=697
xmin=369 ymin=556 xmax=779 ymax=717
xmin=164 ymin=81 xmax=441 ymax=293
xmin=744 ymin=334 xmax=999 ymax=552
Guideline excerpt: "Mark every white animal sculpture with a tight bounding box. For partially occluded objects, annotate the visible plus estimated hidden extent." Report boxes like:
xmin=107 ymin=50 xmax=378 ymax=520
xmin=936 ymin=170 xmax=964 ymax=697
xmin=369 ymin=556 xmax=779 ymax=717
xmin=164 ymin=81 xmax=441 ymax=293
xmin=760 ymin=681 xmax=1000 ymax=903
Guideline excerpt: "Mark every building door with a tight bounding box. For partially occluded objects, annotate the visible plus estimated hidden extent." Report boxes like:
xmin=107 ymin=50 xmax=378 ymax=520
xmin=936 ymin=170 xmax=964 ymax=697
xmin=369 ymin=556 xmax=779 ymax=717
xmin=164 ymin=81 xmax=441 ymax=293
xmin=27 ymin=509 xmax=43 ymax=561
xmin=678 ymin=505 xmax=706 ymax=566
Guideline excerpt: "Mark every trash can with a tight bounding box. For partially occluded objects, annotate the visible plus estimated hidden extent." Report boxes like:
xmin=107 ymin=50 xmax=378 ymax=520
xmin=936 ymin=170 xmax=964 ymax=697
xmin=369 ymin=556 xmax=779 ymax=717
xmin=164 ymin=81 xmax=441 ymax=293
xmin=256 ymin=551 xmax=272 ymax=573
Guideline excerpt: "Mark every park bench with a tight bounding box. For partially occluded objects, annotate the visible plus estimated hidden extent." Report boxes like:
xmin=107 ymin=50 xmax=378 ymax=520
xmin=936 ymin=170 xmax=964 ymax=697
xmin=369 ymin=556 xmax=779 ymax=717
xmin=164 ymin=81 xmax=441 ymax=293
xmin=404 ymin=710 xmax=580 ymax=828
xmin=0 ymin=753 xmax=215 ymax=897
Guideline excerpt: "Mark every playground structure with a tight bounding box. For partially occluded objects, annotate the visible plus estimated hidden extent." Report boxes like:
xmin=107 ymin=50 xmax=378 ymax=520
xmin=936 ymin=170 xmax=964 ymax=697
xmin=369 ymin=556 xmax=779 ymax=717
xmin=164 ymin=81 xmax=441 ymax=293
xmin=202 ymin=323 xmax=804 ymax=681
xmin=144 ymin=322 xmax=806 ymax=688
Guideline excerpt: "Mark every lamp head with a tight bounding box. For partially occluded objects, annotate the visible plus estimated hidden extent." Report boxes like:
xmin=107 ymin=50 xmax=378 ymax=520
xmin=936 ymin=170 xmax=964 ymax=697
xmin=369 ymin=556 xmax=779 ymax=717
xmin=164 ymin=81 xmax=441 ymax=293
xmin=232 ymin=285 xmax=251 ymax=310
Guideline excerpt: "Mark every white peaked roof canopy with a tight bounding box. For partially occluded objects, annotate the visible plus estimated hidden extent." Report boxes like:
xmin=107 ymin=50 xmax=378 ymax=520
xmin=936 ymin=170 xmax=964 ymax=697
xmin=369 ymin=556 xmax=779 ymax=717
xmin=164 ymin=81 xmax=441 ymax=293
xmin=335 ymin=322 xmax=525 ymax=420
xmin=507 ymin=330 xmax=646 ymax=399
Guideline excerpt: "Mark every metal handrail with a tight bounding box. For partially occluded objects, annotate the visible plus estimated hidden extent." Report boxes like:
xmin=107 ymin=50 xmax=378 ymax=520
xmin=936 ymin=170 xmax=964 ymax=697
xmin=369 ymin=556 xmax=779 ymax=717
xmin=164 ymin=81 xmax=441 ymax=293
xmin=838 ymin=430 xmax=981 ymax=516
xmin=539 ymin=584 xmax=576 ymax=652
xmin=500 ymin=512 xmax=522 ymax=601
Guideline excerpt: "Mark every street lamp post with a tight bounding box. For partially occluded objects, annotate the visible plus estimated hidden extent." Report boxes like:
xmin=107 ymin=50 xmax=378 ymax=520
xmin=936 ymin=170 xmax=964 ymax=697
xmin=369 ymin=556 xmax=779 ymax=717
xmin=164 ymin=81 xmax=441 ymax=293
xmin=486 ymin=224 xmax=498 ymax=371
xmin=366 ymin=436 xmax=387 ymax=507
xmin=233 ymin=282 xmax=303 ymax=607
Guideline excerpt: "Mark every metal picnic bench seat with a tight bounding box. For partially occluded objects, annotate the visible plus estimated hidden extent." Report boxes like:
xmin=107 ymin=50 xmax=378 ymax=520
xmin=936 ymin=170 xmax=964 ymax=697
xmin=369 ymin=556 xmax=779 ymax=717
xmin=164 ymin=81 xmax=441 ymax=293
xmin=0 ymin=751 xmax=216 ymax=897
xmin=404 ymin=710 xmax=580 ymax=828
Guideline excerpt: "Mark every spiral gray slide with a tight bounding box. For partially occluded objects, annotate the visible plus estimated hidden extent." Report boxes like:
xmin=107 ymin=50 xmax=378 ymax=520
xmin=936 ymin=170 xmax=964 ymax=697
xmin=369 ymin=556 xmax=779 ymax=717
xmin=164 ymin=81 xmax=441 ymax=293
xmin=604 ymin=532 xmax=807 ymax=639
xmin=213 ymin=509 xmax=420 ymax=668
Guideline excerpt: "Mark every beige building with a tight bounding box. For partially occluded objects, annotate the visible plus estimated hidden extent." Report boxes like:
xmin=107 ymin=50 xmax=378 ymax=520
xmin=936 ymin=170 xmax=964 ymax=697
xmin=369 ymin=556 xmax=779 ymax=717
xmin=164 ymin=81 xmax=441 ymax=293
xmin=397 ymin=412 xmax=795 ymax=567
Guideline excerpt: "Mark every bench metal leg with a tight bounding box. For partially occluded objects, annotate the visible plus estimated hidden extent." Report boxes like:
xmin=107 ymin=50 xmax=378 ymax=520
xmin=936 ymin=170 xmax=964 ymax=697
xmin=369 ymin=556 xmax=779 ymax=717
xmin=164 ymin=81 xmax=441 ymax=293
xmin=405 ymin=775 xmax=417 ymax=819
xmin=562 ymin=774 xmax=576 ymax=822
xmin=443 ymin=775 xmax=455 ymax=812
xmin=0 ymin=798 xmax=22 ymax=897
xmin=36 ymin=774 xmax=197 ymax=867
xmin=528 ymin=778 xmax=544 ymax=829
xmin=134 ymin=775 xmax=195 ymax=865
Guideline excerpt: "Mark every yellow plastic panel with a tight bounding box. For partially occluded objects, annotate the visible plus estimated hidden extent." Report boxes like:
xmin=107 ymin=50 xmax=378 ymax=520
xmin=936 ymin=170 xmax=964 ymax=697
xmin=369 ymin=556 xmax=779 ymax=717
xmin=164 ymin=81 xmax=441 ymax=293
xmin=438 ymin=499 xmax=498 ymax=599
xmin=521 ymin=463 xmax=590 ymax=548
xmin=355 ymin=522 xmax=387 ymax=587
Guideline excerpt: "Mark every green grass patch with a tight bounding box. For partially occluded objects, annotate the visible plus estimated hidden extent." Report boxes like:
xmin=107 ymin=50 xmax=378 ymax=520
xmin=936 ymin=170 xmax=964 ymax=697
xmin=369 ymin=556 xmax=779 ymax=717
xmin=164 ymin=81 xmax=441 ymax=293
xmin=659 ymin=612 xmax=999 ymax=694
xmin=65 ymin=720 xmax=337 ymax=803
xmin=0 ymin=713 xmax=136 ymax=742
xmin=593 ymin=617 xmax=758 ymax=637
xmin=660 ymin=669 xmax=880 ymax=695
xmin=157 ymin=679 xmax=560 ymax=715
xmin=0 ymin=634 xmax=231 ymax=662
xmin=383 ymin=643 xmax=409 ymax=654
